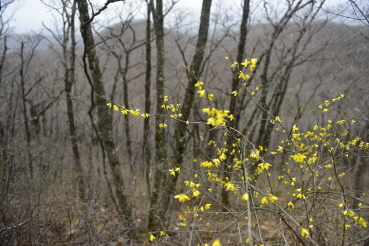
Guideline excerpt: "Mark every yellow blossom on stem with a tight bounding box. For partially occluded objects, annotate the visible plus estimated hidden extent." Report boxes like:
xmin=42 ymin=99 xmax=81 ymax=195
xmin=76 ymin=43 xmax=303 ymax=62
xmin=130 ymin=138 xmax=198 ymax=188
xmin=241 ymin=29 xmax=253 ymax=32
xmin=159 ymin=123 xmax=168 ymax=128
xmin=300 ymin=228 xmax=310 ymax=238
xmin=141 ymin=113 xmax=150 ymax=118
xmin=194 ymin=81 xmax=204 ymax=90
xmin=192 ymin=189 xmax=201 ymax=197
xmin=359 ymin=217 xmax=367 ymax=227
xmin=241 ymin=59 xmax=251 ymax=67
xmin=174 ymin=194 xmax=191 ymax=202
xmin=268 ymin=194 xmax=278 ymax=203
xmin=149 ymin=234 xmax=156 ymax=241
xmin=241 ymin=193 xmax=249 ymax=201
xmin=291 ymin=153 xmax=306 ymax=163
xmin=198 ymin=90 xmax=206 ymax=97
xmin=230 ymin=62 xmax=238 ymax=68
xmin=238 ymin=71 xmax=250 ymax=80
xmin=261 ymin=197 xmax=268 ymax=204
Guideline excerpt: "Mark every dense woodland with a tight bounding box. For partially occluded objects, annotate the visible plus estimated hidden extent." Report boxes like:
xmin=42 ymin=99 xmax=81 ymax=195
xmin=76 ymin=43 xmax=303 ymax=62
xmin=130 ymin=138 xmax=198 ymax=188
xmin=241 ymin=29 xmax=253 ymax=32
xmin=1 ymin=0 xmax=369 ymax=245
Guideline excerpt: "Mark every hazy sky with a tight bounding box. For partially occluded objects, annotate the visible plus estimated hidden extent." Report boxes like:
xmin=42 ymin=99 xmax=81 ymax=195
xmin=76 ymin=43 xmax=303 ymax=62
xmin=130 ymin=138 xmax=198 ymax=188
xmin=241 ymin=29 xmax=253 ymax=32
xmin=8 ymin=0 xmax=212 ymax=33
xmin=7 ymin=0 xmax=349 ymax=34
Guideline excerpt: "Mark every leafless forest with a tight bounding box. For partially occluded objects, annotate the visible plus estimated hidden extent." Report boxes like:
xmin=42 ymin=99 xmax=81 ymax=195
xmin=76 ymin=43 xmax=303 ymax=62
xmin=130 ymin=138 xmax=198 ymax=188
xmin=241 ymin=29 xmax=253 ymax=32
xmin=1 ymin=0 xmax=369 ymax=245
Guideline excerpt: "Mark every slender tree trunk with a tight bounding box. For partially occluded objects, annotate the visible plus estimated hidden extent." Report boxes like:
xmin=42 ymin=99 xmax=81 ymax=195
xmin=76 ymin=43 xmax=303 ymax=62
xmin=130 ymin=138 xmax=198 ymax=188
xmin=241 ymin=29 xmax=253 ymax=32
xmin=19 ymin=42 xmax=33 ymax=179
xmin=144 ymin=2 xmax=152 ymax=197
xmin=65 ymin=0 xmax=86 ymax=199
xmin=148 ymin=0 xmax=212 ymax=232
xmin=222 ymin=0 xmax=250 ymax=209
xmin=76 ymin=0 xmax=133 ymax=230
xmin=148 ymin=0 xmax=168 ymax=232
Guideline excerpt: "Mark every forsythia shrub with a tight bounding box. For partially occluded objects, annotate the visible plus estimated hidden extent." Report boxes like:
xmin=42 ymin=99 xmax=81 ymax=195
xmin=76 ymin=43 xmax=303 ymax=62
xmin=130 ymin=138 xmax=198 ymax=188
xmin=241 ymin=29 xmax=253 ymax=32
xmin=107 ymin=55 xmax=368 ymax=245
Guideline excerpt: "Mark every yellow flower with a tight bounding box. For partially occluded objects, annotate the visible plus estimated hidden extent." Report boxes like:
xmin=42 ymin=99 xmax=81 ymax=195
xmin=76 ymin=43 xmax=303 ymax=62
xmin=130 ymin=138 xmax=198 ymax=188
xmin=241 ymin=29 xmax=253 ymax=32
xmin=174 ymin=194 xmax=191 ymax=202
xmin=241 ymin=59 xmax=251 ymax=67
xmin=211 ymin=238 xmax=222 ymax=246
xmin=130 ymin=109 xmax=140 ymax=116
xmin=258 ymin=162 xmax=272 ymax=170
xmin=241 ymin=193 xmax=249 ymax=201
xmin=261 ymin=196 xmax=268 ymax=204
xmin=159 ymin=123 xmax=168 ymax=128
xmin=231 ymin=90 xmax=238 ymax=97
xmin=288 ymin=201 xmax=294 ymax=209
xmin=291 ymin=153 xmax=306 ymax=163
xmin=250 ymin=150 xmax=259 ymax=159
xmin=194 ymin=81 xmax=204 ymax=89
xmin=163 ymin=96 xmax=168 ymax=103
xmin=106 ymin=102 xmax=113 ymax=108
xmin=300 ymin=227 xmax=310 ymax=238
xmin=268 ymin=194 xmax=278 ymax=203
xmin=149 ymin=234 xmax=156 ymax=241
xmin=207 ymin=93 xmax=214 ymax=100
xmin=160 ymin=231 xmax=166 ymax=236
xmin=238 ymin=71 xmax=250 ymax=80
xmin=359 ymin=217 xmax=367 ymax=227
xmin=224 ymin=182 xmax=236 ymax=191
xmin=230 ymin=62 xmax=238 ymax=68
xmin=292 ymin=124 xmax=299 ymax=132
xmin=141 ymin=113 xmax=150 ymax=118
xmin=204 ymin=204 xmax=211 ymax=210
xmin=198 ymin=90 xmax=206 ymax=97
xmin=169 ymin=169 xmax=176 ymax=176
xmin=344 ymin=224 xmax=351 ymax=230
xmin=323 ymin=109 xmax=328 ymax=113
xmin=192 ymin=189 xmax=201 ymax=197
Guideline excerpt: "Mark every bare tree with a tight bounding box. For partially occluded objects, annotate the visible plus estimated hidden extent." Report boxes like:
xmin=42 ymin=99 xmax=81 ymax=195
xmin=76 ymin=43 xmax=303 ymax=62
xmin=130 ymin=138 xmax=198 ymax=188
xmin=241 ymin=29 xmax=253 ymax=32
xmin=76 ymin=0 xmax=134 ymax=231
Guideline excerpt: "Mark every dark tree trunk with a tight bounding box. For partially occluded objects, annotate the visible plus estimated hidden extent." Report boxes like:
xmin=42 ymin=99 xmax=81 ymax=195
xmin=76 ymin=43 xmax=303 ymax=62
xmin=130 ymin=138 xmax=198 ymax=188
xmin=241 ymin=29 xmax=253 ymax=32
xmin=148 ymin=0 xmax=168 ymax=232
xmin=144 ymin=2 xmax=152 ymax=197
xmin=76 ymin=0 xmax=133 ymax=230
xmin=65 ymin=0 xmax=86 ymax=199
xmin=222 ymin=0 xmax=250 ymax=208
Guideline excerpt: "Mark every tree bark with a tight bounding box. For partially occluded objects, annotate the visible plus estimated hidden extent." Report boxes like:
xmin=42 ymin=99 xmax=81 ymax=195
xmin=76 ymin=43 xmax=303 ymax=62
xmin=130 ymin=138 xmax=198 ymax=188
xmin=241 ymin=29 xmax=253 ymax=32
xmin=148 ymin=0 xmax=168 ymax=232
xmin=222 ymin=0 xmax=250 ymax=208
xmin=76 ymin=0 xmax=133 ymax=230
xmin=65 ymin=0 xmax=86 ymax=199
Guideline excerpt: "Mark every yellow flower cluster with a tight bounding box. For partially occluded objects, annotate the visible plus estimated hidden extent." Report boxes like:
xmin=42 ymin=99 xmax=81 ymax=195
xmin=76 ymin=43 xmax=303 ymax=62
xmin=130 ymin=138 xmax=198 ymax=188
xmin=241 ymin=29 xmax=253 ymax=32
xmin=106 ymin=102 xmax=149 ymax=118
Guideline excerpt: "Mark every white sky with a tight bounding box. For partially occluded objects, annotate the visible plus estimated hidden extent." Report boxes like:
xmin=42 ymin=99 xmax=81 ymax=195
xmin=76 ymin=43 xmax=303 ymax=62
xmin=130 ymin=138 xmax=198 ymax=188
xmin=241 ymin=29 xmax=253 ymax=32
xmin=7 ymin=0 xmax=350 ymax=34
xmin=7 ymin=0 xmax=209 ymax=34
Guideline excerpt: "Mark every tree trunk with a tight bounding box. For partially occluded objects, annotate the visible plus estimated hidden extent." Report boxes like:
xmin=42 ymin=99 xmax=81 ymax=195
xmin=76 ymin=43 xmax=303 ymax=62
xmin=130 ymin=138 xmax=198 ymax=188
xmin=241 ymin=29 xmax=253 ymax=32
xmin=66 ymin=0 xmax=86 ymax=199
xmin=144 ymin=2 xmax=152 ymax=197
xmin=222 ymin=0 xmax=250 ymax=208
xmin=76 ymin=0 xmax=133 ymax=230
xmin=148 ymin=0 xmax=168 ymax=232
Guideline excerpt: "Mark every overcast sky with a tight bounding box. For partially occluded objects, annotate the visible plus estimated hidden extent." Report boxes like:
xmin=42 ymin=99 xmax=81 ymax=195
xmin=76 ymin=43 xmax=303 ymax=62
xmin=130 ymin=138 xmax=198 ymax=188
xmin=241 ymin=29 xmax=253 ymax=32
xmin=7 ymin=0 xmax=212 ymax=33
xmin=7 ymin=0 xmax=350 ymax=34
